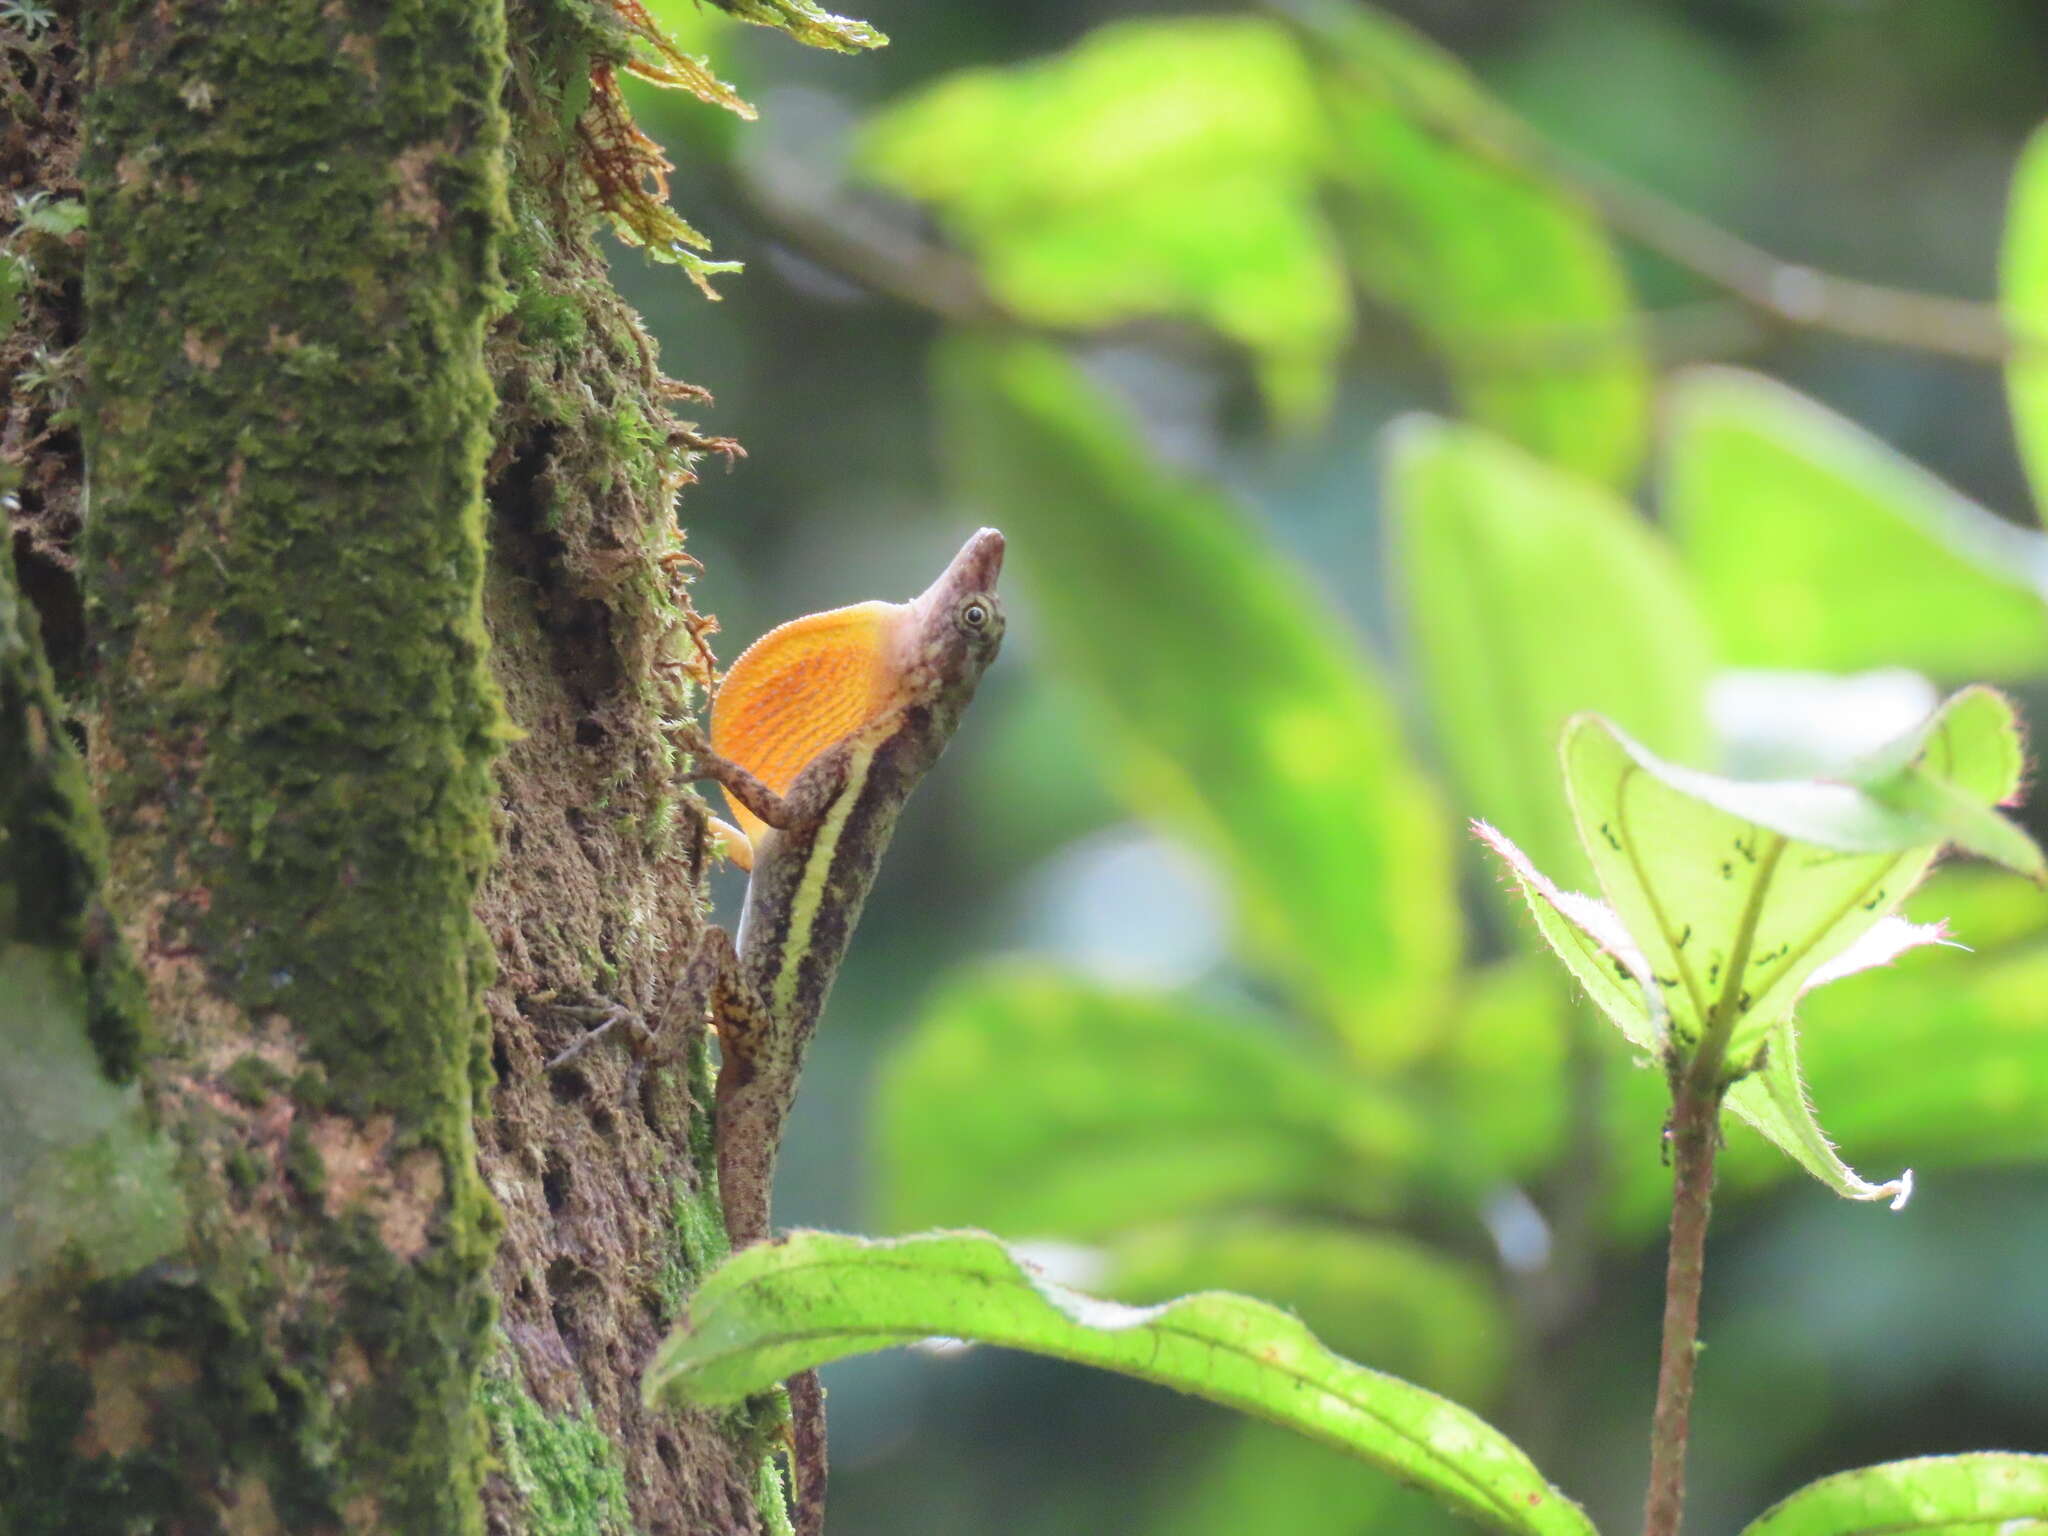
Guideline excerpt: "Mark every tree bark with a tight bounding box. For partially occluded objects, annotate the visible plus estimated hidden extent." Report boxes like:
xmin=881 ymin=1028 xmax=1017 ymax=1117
xmin=2 ymin=1 xmax=765 ymax=1530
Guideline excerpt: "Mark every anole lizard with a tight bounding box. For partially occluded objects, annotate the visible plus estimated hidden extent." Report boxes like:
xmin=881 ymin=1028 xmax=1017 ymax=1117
xmin=565 ymin=528 xmax=1005 ymax=1533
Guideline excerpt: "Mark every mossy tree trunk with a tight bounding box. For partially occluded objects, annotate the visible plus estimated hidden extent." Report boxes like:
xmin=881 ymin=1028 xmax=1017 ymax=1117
xmin=1 ymin=1 xmax=765 ymax=1531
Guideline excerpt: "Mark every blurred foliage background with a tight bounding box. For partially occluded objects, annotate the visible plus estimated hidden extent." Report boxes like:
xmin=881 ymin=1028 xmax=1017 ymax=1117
xmin=616 ymin=2 xmax=2048 ymax=1531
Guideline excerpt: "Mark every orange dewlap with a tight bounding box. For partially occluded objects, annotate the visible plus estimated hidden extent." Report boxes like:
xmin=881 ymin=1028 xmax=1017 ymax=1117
xmin=709 ymin=600 xmax=905 ymax=849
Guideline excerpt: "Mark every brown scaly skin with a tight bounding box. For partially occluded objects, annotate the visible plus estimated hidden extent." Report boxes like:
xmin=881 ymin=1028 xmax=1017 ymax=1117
xmin=655 ymin=528 xmax=1007 ymax=1534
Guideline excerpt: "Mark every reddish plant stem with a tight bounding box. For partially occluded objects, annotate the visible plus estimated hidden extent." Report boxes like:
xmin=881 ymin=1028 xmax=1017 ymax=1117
xmin=1642 ymin=1075 xmax=1723 ymax=1536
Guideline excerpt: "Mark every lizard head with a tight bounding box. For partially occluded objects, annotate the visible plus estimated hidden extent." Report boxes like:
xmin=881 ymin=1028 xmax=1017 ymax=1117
xmin=901 ymin=527 xmax=1006 ymax=711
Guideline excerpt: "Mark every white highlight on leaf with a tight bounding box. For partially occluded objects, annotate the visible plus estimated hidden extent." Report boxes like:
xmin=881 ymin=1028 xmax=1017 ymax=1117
xmin=1471 ymin=819 xmax=1665 ymax=1041
xmin=1800 ymin=915 xmax=1963 ymax=995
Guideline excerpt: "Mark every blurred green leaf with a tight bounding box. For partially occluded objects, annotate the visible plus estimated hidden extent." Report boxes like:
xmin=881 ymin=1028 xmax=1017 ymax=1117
xmin=646 ymin=1230 xmax=1597 ymax=1536
xmin=1429 ymin=960 xmax=1570 ymax=1186
xmin=1739 ymin=1452 xmax=2048 ymax=1536
xmin=1288 ymin=0 xmax=1651 ymax=485
xmin=1141 ymin=1420 xmax=1458 ymax=1536
xmin=1105 ymin=1216 xmax=1508 ymax=1404
xmin=939 ymin=338 xmax=1461 ymax=1063
xmin=1664 ymin=368 xmax=2048 ymax=676
xmin=1389 ymin=416 xmax=1711 ymax=887
xmin=863 ymin=17 xmax=1349 ymax=421
xmin=874 ymin=968 xmax=1420 ymax=1239
xmin=2001 ymin=123 xmax=2048 ymax=519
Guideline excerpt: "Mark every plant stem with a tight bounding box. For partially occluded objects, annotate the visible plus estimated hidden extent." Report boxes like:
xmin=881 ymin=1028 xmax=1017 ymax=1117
xmin=1641 ymin=1073 xmax=1723 ymax=1536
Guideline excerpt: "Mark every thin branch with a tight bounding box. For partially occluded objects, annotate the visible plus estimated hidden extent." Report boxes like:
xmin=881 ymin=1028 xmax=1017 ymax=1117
xmin=1642 ymin=1077 xmax=1720 ymax=1536
xmin=1273 ymin=0 xmax=2032 ymax=367
xmin=1567 ymin=155 xmax=2016 ymax=364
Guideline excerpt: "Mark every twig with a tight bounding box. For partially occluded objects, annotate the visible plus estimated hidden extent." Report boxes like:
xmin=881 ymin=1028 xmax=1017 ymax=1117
xmin=1641 ymin=1074 xmax=1720 ymax=1536
xmin=1272 ymin=0 xmax=2032 ymax=366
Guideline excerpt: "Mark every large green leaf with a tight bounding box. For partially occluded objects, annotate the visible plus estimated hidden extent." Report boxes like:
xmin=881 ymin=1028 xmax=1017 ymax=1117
xmin=1740 ymin=1453 xmax=2048 ymax=1536
xmin=1510 ymin=693 xmax=2039 ymax=1203
xmin=1664 ymin=368 xmax=2048 ymax=676
xmin=1390 ymin=417 xmax=1711 ymax=886
xmin=1142 ymin=1420 xmax=1456 ymax=1536
xmin=1288 ymin=0 xmax=1651 ymax=485
xmin=646 ymin=1230 xmax=1596 ymax=1536
xmin=939 ymin=338 xmax=1461 ymax=1063
xmin=2002 ymin=123 xmax=2048 ymax=520
xmin=861 ymin=17 xmax=1349 ymax=421
xmin=1563 ymin=691 xmax=2035 ymax=1072
xmin=873 ymin=968 xmax=1421 ymax=1239
xmin=1104 ymin=1216 xmax=1508 ymax=1404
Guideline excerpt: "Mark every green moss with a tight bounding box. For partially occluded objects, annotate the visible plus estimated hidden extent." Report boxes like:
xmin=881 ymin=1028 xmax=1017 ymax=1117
xmin=755 ymin=1456 xmax=796 ymax=1536
xmin=479 ymin=1351 xmax=637 ymax=1536
xmin=225 ymin=1145 xmax=262 ymax=1193
xmin=222 ymin=1054 xmax=289 ymax=1106
xmin=283 ymin=1122 xmax=326 ymax=1200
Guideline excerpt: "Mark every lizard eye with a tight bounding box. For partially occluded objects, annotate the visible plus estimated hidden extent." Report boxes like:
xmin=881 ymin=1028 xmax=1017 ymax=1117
xmin=958 ymin=599 xmax=990 ymax=631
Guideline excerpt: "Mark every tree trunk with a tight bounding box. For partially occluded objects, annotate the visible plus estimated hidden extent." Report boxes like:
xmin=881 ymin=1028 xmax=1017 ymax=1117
xmin=1 ymin=2 xmax=766 ymax=1530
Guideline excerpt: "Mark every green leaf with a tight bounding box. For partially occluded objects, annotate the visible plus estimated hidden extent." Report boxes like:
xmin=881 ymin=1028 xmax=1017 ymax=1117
xmin=862 ymin=17 xmax=1349 ymax=421
xmin=1472 ymin=820 xmax=1662 ymax=1056
xmin=1855 ymin=686 xmax=2045 ymax=883
xmin=874 ymin=968 xmax=1422 ymax=1239
xmin=2002 ymin=123 xmax=2048 ymax=519
xmin=1429 ymin=960 xmax=1571 ymax=1186
xmin=1740 ymin=1453 xmax=2048 ymax=1536
xmin=1604 ymin=941 xmax=2048 ymax=1232
xmin=647 ymin=1230 xmax=1596 ymax=1536
xmin=1665 ymin=368 xmax=2048 ymax=676
xmin=939 ymin=338 xmax=1461 ymax=1064
xmin=1142 ymin=1420 xmax=1456 ymax=1536
xmin=1105 ymin=1217 xmax=1509 ymax=1404
xmin=1288 ymin=0 xmax=1651 ymax=484
xmin=1723 ymin=1022 xmax=1912 ymax=1209
xmin=1390 ymin=417 xmax=1711 ymax=887
xmin=1563 ymin=691 xmax=2037 ymax=1072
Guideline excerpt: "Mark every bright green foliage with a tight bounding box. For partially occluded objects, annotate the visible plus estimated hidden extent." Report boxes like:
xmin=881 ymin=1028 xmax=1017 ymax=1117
xmin=1291 ymin=0 xmax=1650 ymax=484
xmin=1599 ymin=907 xmax=2048 ymax=1232
xmin=1104 ymin=1217 xmax=1508 ymax=1405
xmin=864 ymin=17 xmax=1349 ymax=420
xmin=1487 ymin=692 xmax=2041 ymax=1204
xmin=1388 ymin=416 xmax=1711 ymax=886
xmin=861 ymin=4 xmax=1647 ymax=450
xmin=875 ymin=968 xmax=1421 ymax=1239
xmin=1142 ymin=1421 xmax=1454 ymax=1536
xmin=1739 ymin=1453 xmax=2048 ymax=1536
xmin=647 ymin=1231 xmax=1595 ymax=1536
xmin=939 ymin=338 xmax=1460 ymax=1064
xmin=1664 ymin=369 xmax=2048 ymax=676
xmin=2002 ymin=124 xmax=2048 ymax=519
